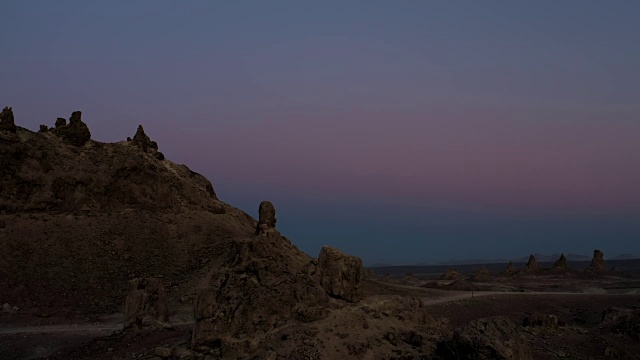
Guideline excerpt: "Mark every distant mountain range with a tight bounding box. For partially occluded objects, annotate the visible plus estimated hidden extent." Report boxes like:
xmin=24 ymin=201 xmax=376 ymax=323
xmin=428 ymin=253 xmax=638 ymax=266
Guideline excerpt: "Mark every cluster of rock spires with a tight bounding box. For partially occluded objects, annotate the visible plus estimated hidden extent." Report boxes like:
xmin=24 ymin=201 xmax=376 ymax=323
xmin=37 ymin=111 xmax=92 ymax=146
xmin=496 ymin=251 xmax=608 ymax=276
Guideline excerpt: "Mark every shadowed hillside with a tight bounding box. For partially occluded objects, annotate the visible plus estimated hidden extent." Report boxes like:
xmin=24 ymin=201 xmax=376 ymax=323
xmin=0 ymin=109 xmax=256 ymax=315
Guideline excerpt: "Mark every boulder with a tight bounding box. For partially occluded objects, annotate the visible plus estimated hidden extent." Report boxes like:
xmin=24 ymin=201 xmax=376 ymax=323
xmin=0 ymin=107 xmax=17 ymax=133
xmin=39 ymin=125 xmax=48 ymax=133
xmin=318 ymin=246 xmax=363 ymax=302
xmin=55 ymin=117 xmax=66 ymax=128
xmin=552 ymin=253 xmax=568 ymax=269
xmin=53 ymin=111 xmax=91 ymax=146
xmin=123 ymin=277 xmax=169 ymax=329
xmin=436 ymin=317 xmax=532 ymax=360
xmin=255 ymin=200 xmax=277 ymax=235
xmin=588 ymin=249 xmax=605 ymax=271
xmin=525 ymin=255 xmax=538 ymax=270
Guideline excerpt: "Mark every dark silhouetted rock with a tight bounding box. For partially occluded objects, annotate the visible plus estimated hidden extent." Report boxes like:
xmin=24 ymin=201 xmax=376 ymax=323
xmin=0 ymin=107 xmax=17 ymax=133
xmin=256 ymin=200 xmax=277 ymax=235
xmin=123 ymin=277 xmax=169 ymax=330
xmin=131 ymin=125 xmax=164 ymax=161
xmin=526 ymin=254 xmax=538 ymax=270
xmin=553 ymin=253 xmax=568 ymax=269
xmin=436 ymin=317 xmax=532 ymax=360
xmin=39 ymin=125 xmax=48 ymax=133
xmin=318 ymin=246 xmax=363 ymax=302
xmin=132 ymin=125 xmax=152 ymax=152
xmin=588 ymin=249 xmax=605 ymax=271
xmin=53 ymin=111 xmax=91 ymax=146
xmin=55 ymin=117 xmax=66 ymax=128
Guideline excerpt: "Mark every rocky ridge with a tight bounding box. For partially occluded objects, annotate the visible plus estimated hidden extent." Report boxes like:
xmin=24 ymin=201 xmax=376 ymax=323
xmin=0 ymin=107 xmax=256 ymax=314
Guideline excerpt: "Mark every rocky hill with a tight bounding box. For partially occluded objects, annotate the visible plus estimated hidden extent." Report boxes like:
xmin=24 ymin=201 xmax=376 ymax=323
xmin=0 ymin=108 xmax=256 ymax=315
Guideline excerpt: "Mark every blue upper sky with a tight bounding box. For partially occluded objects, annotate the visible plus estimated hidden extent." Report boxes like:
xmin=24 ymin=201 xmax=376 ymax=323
xmin=2 ymin=1 xmax=639 ymax=264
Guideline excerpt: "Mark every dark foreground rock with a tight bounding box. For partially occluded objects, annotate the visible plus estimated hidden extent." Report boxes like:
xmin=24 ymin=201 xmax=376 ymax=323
xmin=318 ymin=246 xmax=363 ymax=302
xmin=436 ymin=316 xmax=532 ymax=360
xmin=123 ymin=278 xmax=169 ymax=329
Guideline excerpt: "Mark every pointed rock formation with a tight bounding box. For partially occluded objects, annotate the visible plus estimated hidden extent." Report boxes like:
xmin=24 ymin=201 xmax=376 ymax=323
xmin=131 ymin=125 xmax=164 ymax=159
xmin=553 ymin=253 xmax=568 ymax=269
xmin=588 ymin=250 xmax=605 ymax=271
xmin=0 ymin=107 xmax=17 ymax=133
xmin=53 ymin=111 xmax=91 ymax=146
xmin=502 ymin=261 xmax=516 ymax=275
xmin=318 ymin=246 xmax=363 ymax=302
xmin=123 ymin=278 xmax=169 ymax=330
xmin=526 ymin=255 xmax=538 ymax=270
xmin=256 ymin=200 xmax=277 ymax=235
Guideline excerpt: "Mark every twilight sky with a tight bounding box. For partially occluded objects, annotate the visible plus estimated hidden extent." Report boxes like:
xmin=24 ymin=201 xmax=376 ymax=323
xmin=2 ymin=1 xmax=639 ymax=265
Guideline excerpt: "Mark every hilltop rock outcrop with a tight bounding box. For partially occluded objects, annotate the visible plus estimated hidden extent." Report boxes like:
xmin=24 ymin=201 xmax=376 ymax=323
xmin=0 ymin=107 xmax=17 ymax=133
xmin=0 ymin=110 xmax=255 ymax=315
xmin=588 ymin=250 xmax=605 ymax=271
xmin=123 ymin=278 xmax=169 ymax=330
xmin=318 ymin=246 xmax=363 ymax=302
xmin=131 ymin=125 xmax=164 ymax=160
xmin=526 ymin=254 xmax=538 ymax=270
xmin=255 ymin=200 xmax=277 ymax=235
xmin=53 ymin=111 xmax=91 ymax=146
xmin=553 ymin=254 xmax=568 ymax=269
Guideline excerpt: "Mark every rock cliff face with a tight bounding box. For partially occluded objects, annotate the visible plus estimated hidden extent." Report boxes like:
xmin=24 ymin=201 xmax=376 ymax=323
xmin=0 ymin=108 xmax=256 ymax=314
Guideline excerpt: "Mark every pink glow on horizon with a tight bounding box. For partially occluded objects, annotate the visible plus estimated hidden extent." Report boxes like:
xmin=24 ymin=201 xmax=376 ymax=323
xmin=161 ymin=106 xmax=639 ymax=214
